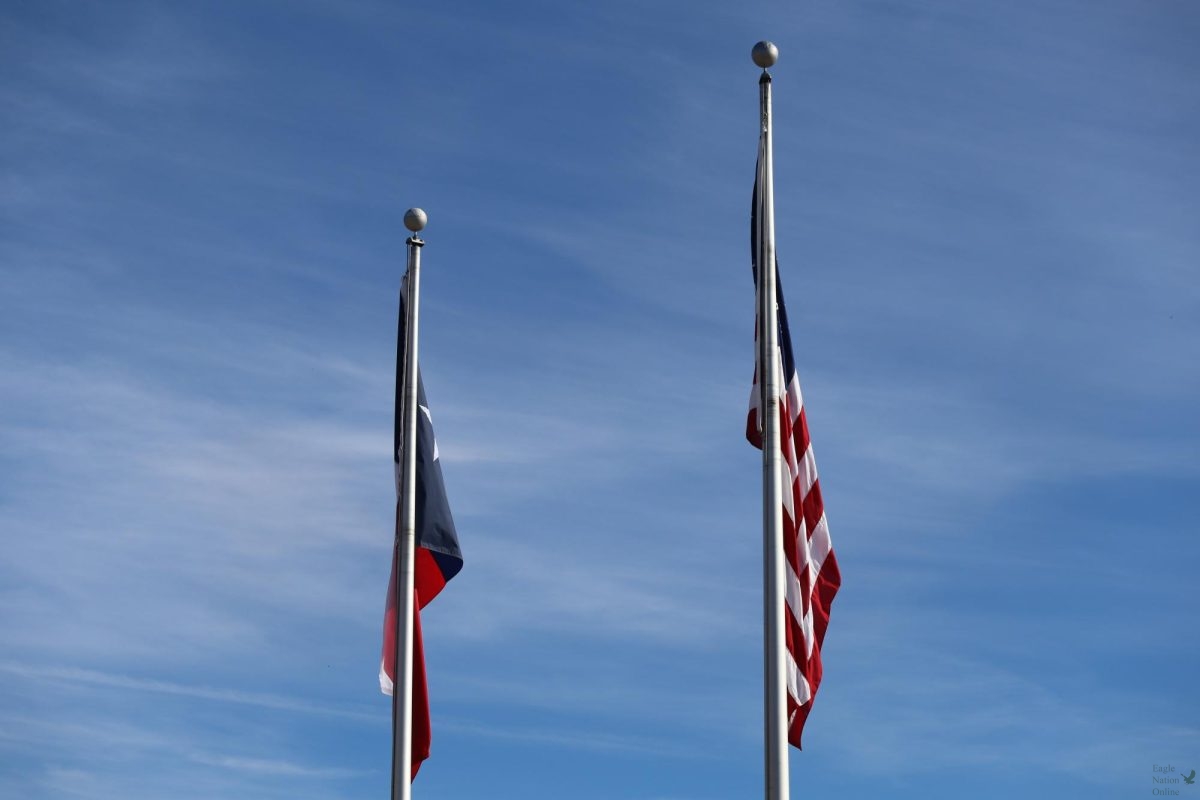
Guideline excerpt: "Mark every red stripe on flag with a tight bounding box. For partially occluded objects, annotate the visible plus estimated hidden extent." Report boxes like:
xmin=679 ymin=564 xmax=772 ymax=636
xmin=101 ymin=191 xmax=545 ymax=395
xmin=795 ymin=406 xmax=811 ymax=453
xmin=380 ymin=562 xmax=434 ymax=778
xmin=801 ymin=482 xmax=823 ymax=544
xmin=812 ymin=554 xmax=840 ymax=645
xmin=410 ymin=602 xmax=431 ymax=779
xmin=414 ymin=547 xmax=447 ymax=609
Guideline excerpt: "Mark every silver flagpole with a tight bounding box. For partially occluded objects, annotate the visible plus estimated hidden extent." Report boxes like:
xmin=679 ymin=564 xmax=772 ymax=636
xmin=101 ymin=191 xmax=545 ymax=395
xmin=753 ymin=41 xmax=790 ymax=800
xmin=391 ymin=207 xmax=427 ymax=800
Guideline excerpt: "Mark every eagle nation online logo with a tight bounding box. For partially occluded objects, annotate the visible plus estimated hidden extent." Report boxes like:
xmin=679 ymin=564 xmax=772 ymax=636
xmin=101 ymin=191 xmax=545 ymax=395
xmin=1152 ymin=764 xmax=1195 ymax=796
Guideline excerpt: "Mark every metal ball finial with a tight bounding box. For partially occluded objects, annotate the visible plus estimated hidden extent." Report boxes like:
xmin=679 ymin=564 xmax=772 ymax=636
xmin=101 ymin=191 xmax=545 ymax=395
xmin=403 ymin=207 xmax=427 ymax=233
xmin=752 ymin=41 xmax=779 ymax=69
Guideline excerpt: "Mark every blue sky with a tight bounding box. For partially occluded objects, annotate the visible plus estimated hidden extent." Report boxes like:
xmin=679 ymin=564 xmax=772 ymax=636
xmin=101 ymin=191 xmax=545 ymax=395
xmin=2 ymin=0 xmax=1197 ymax=798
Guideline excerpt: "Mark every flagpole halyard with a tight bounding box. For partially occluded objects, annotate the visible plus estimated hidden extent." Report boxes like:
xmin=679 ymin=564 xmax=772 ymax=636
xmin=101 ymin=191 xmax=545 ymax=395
xmin=753 ymin=40 xmax=791 ymax=800
xmin=391 ymin=207 xmax=426 ymax=800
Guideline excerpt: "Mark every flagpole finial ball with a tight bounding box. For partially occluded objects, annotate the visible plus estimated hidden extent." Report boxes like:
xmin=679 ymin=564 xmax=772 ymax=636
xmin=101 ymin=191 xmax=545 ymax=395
xmin=752 ymin=41 xmax=779 ymax=69
xmin=403 ymin=208 xmax=427 ymax=233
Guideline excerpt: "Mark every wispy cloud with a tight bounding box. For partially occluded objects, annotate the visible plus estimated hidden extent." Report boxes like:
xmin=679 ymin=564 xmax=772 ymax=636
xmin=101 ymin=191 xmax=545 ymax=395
xmin=0 ymin=662 xmax=376 ymax=721
xmin=819 ymin=639 xmax=1200 ymax=785
xmin=438 ymin=716 xmax=717 ymax=760
xmin=186 ymin=753 xmax=370 ymax=779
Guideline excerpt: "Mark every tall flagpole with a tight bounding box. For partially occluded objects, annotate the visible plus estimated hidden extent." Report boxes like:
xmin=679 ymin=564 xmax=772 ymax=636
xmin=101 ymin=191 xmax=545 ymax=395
xmin=753 ymin=40 xmax=790 ymax=800
xmin=391 ymin=207 xmax=427 ymax=800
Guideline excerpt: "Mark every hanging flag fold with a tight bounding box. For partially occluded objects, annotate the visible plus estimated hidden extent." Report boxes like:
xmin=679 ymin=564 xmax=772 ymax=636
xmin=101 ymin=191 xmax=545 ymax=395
xmin=747 ymin=157 xmax=841 ymax=750
xmin=381 ymin=288 xmax=463 ymax=780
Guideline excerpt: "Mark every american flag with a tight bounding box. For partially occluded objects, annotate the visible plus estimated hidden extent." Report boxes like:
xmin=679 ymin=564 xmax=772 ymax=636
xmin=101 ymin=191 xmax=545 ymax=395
xmin=747 ymin=163 xmax=840 ymax=749
xmin=381 ymin=287 xmax=463 ymax=779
